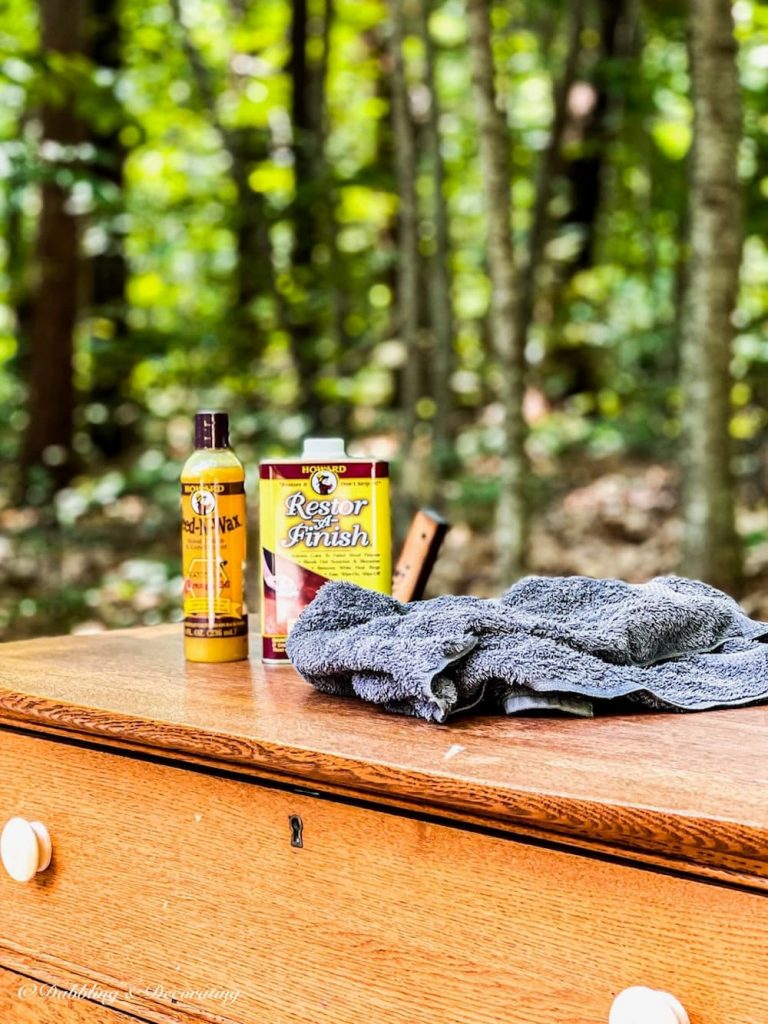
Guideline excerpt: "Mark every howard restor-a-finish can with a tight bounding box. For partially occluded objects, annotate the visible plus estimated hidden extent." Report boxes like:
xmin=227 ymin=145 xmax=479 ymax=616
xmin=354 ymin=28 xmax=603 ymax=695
xmin=259 ymin=438 xmax=391 ymax=662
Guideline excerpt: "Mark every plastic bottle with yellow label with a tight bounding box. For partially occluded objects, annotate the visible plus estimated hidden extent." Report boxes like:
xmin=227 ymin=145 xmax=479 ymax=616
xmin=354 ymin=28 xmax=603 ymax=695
xmin=181 ymin=411 xmax=248 ymax=662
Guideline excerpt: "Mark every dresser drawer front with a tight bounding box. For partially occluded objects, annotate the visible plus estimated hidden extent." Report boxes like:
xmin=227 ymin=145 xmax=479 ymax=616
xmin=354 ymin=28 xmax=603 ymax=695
xmin=0 ymin=729 xmax=764 ymax=1024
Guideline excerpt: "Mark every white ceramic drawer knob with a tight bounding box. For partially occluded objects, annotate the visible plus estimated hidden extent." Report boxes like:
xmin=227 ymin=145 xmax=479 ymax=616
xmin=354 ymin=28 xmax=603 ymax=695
xmin=610 ymin=987 xmax=689 ymax=1024
xmin=0 ymin=817 xmax=52 ymax=882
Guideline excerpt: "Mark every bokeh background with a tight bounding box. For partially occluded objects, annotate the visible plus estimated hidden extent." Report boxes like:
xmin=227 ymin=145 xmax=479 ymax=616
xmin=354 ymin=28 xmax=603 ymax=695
xmin=1 ymin=0 xmax=767 ymax=641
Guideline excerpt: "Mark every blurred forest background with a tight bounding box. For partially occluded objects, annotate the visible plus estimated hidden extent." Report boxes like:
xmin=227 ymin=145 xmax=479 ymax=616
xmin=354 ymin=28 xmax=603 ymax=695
xmin=1 ymin=0 xmax=768 ymax=642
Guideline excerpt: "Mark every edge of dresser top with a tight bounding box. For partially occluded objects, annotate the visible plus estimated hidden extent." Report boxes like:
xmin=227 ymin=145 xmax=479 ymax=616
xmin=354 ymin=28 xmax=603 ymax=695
xmin=0 ymin=623 xmax=766 ymax=888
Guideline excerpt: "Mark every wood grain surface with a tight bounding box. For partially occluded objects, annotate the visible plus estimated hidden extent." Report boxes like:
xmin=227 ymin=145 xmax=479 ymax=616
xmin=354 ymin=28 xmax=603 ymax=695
xmin=0 ymin=625 xmax=766 ymax=883
xmin=0 ymin=728 xmax=765 ymax=1024
xmin=0 ymin=962 xmax=133 ymax=1023
xmin=0 ymin=946 xmax=241 ymax=1024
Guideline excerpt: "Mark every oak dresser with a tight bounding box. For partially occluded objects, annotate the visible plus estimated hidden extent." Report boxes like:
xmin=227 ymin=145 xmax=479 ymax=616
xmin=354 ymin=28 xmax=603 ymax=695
xmin=0 ymin=623 xmax=765 ymax=1024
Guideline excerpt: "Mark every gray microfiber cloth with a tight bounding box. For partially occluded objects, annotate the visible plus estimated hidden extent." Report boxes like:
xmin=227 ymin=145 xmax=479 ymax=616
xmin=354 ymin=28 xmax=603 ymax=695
xmin=286 ymin=575 xmax=768 ymax=723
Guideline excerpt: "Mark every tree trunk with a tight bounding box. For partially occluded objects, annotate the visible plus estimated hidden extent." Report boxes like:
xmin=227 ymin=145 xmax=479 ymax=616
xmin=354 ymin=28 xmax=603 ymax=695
xmin=310 ymin=0 xmax=349 ymax=431
xmin=22 ymin=0 xmax=84 ymax=492
xmin=389 ymin=0 xmax=421 ymax=457
xmin=561 ymin=0 xmax=634 ymax=272
xmin=330 ymin=25 xmax=391 ymax=403
xmin=679 ymin=0 xmax=743 ymax=592
xmin=86 ymin=0 xmax=131 ymax=458
xmin=6 ymin=123 xmax=33 ymax=357
xmin=415 ymin=0 xmax=454 ymax=470
xmin=513 ymin=0 xmax=584 ymax=367
xmin=171 ymin=0 xmax=272 ymax=358
xmin=289 ymin=0 xmax=332 ymax=428
xmin=466 ymin=0 xmax=527 ymax=583
xmin=317 ymin=1 xmax=349 ymax=433
xmin=228 ymin=126 xmax=273 ymax=319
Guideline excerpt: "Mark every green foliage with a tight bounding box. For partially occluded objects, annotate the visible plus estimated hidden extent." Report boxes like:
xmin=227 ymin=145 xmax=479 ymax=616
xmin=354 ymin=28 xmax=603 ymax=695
xmin=0 ymin=0 xmax=768 ymax=634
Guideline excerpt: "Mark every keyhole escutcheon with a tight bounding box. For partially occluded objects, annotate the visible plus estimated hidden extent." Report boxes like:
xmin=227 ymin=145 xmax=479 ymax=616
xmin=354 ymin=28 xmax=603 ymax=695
xmin=289 ymin=815 xmax=303 ymax=848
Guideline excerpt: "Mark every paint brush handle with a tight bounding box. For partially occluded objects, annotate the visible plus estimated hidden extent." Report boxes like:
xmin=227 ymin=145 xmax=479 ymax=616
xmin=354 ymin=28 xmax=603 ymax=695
xmin=391 ymin=510 xmax=449 ymax=603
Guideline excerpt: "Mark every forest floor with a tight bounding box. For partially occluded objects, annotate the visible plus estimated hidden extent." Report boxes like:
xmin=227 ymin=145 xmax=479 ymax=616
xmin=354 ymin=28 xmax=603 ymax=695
xmin=3 ymin=456 xmax=768 ymax=642
xmin=430 ymin=459 xmax=768 ymax=619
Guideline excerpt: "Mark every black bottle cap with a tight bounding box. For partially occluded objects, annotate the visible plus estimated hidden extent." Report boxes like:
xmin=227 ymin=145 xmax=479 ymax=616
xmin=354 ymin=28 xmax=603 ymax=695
xmin=194 ymin=411 xmax=229 ymax=449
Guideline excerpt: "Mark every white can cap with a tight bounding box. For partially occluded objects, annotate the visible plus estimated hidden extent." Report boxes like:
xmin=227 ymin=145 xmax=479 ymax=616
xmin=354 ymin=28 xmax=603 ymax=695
xmin=301 ymin=437 xmax=347 ymax=459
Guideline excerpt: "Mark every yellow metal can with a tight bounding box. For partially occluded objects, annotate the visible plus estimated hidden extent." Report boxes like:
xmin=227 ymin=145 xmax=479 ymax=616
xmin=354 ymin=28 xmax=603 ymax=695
xmin=259 ymin=438 xmax=391 ymax=662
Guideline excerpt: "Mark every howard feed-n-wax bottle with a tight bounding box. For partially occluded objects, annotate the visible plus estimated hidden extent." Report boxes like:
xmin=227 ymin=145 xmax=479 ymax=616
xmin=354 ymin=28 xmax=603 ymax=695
xmin=259 ymin=437 xmax=391 ymax=663
xmin=181 ymin=411 xmax=248 ymax=662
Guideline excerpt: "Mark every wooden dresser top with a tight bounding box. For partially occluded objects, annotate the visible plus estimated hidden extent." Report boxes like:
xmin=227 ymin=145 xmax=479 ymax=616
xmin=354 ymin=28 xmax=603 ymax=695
xmin=0 ymin=624 xmax=766 ymax=888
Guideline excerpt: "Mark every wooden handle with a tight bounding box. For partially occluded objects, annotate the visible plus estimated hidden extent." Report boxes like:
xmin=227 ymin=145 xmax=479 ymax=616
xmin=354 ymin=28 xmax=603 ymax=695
xmin=609 ymin=987 xmax=690 ymax=1024
xmin=392 ymin=510 xmax=449 ymax=603
xmin=1 ymin=817 xmax=52 ymax=882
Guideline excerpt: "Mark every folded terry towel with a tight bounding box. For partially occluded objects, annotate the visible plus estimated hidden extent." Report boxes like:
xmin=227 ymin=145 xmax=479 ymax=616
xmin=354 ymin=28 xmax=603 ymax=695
xmin=286 ymin=575 xmax=768 ymax=723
